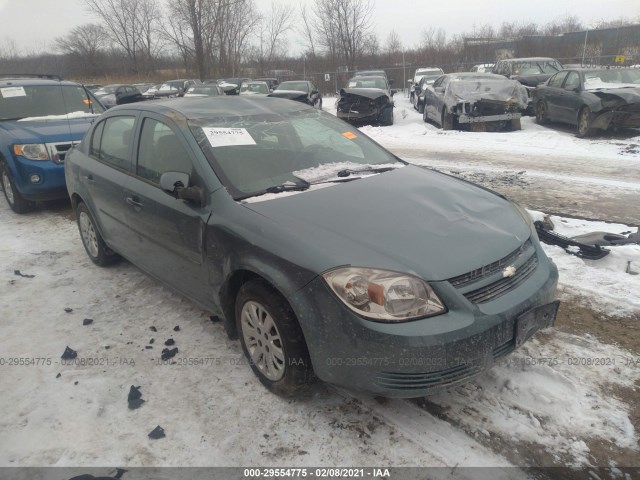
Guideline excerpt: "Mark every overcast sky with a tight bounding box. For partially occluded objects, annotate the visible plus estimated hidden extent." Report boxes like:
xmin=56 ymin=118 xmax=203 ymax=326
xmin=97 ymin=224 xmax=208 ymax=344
xmin=1 ymin=0 xmax=639 ymax=55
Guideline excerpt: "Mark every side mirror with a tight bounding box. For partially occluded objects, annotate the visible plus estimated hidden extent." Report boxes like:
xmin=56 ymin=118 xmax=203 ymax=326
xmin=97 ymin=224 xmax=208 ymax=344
xmin=160 ymin=171 xmax=190 ymax=193
xmin=388 ymin=79 xmax=395 ymax=85
xmin=407 ymin=79 xmax=413 ymax=84
xmin=391 ymin=89 xmax=398 ymax=96
xmin=312 ymin=89 xmax=318 ymax=95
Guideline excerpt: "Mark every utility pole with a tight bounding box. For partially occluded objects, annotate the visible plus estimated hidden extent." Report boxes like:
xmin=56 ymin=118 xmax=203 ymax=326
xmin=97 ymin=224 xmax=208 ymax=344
xmin=581 ymin=29 xmax=589 ymax=66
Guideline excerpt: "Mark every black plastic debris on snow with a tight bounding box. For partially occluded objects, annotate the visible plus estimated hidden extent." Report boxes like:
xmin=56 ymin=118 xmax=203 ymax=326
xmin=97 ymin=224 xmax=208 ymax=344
xmin=61 ymin=346 xmax=78 ymax=359
xmin=64 ymin=307 xmax=74 ymax=313
xmin=173 ymin=325 xmax=180 ymax=332
xmin=148 ymin=425 xmax=165 ymax=439
xmin=68 ymin=468 xmax=127 ymax=480
xmin=128 ymin=385 xmax=145 ymax=410
xmin=161 ymin=347 xmax=178 ymax=360
xmin=56 ymin=373 xmax=61 ymax=378
xmin=149 ymin=338 xmax=155 ymax=344
xmin=164 ymin=338 xmax=175 ymax=346
xmin=145 ymin=346 xmax=153 ymax=349
xmin=83 ymin=318 xmax=94 ymax=326
xmin=14 ymin=270 xmax=35 ymax=278
xmin=149 ymin=326 xmax=157 ymax=332
xmin=534 ymin=222 xmax=610 ymax=260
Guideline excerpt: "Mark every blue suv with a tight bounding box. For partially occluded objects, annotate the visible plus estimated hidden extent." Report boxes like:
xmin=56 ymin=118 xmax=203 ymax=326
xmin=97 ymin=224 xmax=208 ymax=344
xmin=0 ymin=75 xmax=105 ymax=213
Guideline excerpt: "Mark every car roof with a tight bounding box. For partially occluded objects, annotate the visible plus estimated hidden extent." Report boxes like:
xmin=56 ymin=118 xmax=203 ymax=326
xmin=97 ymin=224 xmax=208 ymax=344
xmin=107 ymin=96 xmax=314 ymax=119
xmin=447 ymin=72 xmax=506 ymax=80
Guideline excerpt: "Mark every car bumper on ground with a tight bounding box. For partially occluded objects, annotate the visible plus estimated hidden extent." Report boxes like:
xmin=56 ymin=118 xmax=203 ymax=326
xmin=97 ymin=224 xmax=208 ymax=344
xmin=290 ymin=242 xmax=559 ymax=398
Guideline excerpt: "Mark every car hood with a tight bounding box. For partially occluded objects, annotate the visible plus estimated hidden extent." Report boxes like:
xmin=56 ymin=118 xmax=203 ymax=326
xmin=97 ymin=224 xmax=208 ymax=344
xmin=242 ymin=165 xmax=530 ymax=281
xmin=590 ymin=87 xmax=640 ymax=104
xmin=340 ymin=88 xmax=390 ymax=100
xmin=268 ymin=90 xmax=308 ymax=101
xmin=0 ymin=117 xmax=96 ymax=144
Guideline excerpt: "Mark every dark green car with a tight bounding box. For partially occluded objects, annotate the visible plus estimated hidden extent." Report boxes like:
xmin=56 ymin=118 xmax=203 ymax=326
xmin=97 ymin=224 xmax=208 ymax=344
xmin=64 ymin=97 xmax=559 ymax=397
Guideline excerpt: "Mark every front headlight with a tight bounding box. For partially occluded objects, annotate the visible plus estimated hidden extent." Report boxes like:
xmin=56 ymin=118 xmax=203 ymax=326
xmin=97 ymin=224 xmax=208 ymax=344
xmin=322 ymin=267 xmax=446 ymax=322
xmin=14 ymin=144 xmax=50 ymax=161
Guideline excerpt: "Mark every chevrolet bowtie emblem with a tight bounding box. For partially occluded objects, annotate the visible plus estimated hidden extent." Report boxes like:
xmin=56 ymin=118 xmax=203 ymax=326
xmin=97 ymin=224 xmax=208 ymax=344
xmin=502 ymin=265 xmax=517 ymax=278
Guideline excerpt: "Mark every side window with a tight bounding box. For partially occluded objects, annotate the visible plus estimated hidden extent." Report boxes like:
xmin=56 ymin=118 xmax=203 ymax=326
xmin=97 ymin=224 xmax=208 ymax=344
xmin=548 ymin=71 xmax=568 ymax=88
xmin=90 ymin=120 xmax=105 ymax=157
xmin=136 ymin=118 xmax=193 ymax=184
xmin=563 ymin=72 xmax=580 ymax=91
xmin=97 ymin=116 xmax=135 ymax=170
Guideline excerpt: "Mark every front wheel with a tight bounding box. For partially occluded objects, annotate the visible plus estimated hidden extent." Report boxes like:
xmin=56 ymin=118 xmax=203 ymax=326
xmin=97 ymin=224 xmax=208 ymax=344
xmin=1 ymin=163 xmax=35 ymax=214
xmin=535 ymin=101 xmax=548 ymax=125
xmin=423 ymin=104 xmax=429 ymax=123
xmin=236 ymin=279 xmax=313 ymax=396
xmin=576 ymin=106 xmax=593 ymax=138
xmin=76 ymin=202 xmax=120 ymax=266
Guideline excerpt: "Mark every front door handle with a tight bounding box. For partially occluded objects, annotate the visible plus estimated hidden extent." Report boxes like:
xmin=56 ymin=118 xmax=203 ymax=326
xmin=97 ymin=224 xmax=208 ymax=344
xmin=126 ymin=197 xmax=143 ymax=210
xmin=83 ymin=174 xmax=95 ymax=185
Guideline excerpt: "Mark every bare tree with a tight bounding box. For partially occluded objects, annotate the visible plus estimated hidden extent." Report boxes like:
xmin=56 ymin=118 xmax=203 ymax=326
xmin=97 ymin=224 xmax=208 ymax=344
xmin=298 ymin=5 xmax=316 ymax=56
xmin=263 ymin=2 xmax=293 ymax=64
xmin=84 ymin=0 xmax=162 ymax=73
xmin=56 ymin=24 xmax=108 ymax=58
xmin=385 ymin=30 xmax=401 ymax=55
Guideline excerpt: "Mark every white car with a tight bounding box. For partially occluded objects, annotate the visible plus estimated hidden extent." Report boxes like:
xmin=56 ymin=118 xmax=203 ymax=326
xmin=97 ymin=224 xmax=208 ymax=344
xmin=409 ymin=67 xmax=444 ymax=104
xmin=239 ymin=81 xmax=270 ymax=96
xmin=470 ymin=64 xmax=495 ymax=73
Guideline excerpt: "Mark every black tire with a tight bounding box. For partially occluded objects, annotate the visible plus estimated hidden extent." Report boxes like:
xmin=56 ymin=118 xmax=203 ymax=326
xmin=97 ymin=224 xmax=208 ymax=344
xmin=1 ymin=162 xmax=35 ymax=214
xmin=441 ymin=108 xmax=454 ymax=130
xmin=417 ymin=100 xmax=424 ymax=114
xmin=423 ymin=103 xmax=429 ymax=123
xmin=576 ymin=106 xmax=593 ymax=138
xmin=76 ymin=201 xmax=120 ymax=266
xmin=236 ymin=279 xmax=313 ymax=396
xmin=508 ymin=118 xmax=522 ymax=131
xmin=535 ymin=101 xmax=548 ymax=125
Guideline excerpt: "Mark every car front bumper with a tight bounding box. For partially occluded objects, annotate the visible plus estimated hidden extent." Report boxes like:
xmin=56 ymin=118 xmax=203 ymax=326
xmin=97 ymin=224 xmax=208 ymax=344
xmin=290 ymin=245 xmax=559 ymax=398
xmin=12 ymin=157 xmax=68 ymax=201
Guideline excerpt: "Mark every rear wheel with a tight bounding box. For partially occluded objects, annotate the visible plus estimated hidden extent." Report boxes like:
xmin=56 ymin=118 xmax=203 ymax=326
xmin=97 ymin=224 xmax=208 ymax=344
xmin=381 ymin=106 xmax=394 ymax=126
xmin=1 ymin=162 xmax=35 ymax=214
xmin=535 ymin=101 xmax=548 ymax=124
xmin=423 ymin=104 xmax=429 ymax=123
xmin=417 ymin=100 xmax=424 ymax=114
xmin=236 ymin=279 xmax=313 ymax=396
xmin=441 ymin=108 xmax=454 ymax=130
xmin=76 ymin=202 xmax=120 ymax=266
xmin=576 ymin=106 xmax=593 ymax=138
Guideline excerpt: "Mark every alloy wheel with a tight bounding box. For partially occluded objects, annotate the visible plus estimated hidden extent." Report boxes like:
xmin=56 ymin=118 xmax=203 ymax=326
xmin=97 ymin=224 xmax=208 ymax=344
xmin=2 ymin=170 xmax=15 ymax=205
xmin=79 ymin=211 xmax=99 ymax=258
xmin=241 ymin=300 xmax=285 ymax=382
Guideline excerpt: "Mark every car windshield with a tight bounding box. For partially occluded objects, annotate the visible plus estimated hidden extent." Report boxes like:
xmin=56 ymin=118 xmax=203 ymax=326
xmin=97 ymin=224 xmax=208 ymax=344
xmin=513 ymin=60 xmax=562 ymax=75
xmin=188 ymin=108 xmax=403 ymax=200
xmin=348 ymin=76 xmax=387 ymax=89
xmin=0 ymin=84 xmax=105 ymax=121
xmin=240 ymin=83 xmax=269 ymax=94
xmin=186 ymin=86 xmax=221 ymax=96
xmin=583 ymin=69 xmax=640 ymax=90
xmin=415 ymin=70 xmax=443 ymax=81
xmin=277 ymin=82 xmax=309 ymax=93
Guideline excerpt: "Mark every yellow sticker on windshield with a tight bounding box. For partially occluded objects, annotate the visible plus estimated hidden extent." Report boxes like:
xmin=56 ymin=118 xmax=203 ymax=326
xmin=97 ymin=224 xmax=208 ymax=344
xmin=342 ymin=131 xmax=357 ymax=140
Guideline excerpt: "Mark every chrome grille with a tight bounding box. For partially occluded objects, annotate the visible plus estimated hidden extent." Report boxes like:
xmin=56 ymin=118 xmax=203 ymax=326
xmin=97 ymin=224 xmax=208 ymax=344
xmin=448 ymin=239 xmax=532 ymax=289
xmin=464 ymin=253 xmax=538 ymax=304
xmin=46 ymin=141 xmax=78 ymax=164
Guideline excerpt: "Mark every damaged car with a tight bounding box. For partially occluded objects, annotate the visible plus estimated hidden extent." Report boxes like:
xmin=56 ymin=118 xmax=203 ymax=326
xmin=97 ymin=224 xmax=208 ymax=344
xmin=268 ymin=80 xmax=322 ymax=108
xmin=337 ymin=75 xmax=395 ymax=126
xmin=422 ymin=72 xmax=528 ymax=131
xmin=65 ymin=96 xmax=559 ymax=398
xmin=410 ymin=67 xmax=444 ymax=110
xmin=534 ymin=68 xmax=640 ymax=137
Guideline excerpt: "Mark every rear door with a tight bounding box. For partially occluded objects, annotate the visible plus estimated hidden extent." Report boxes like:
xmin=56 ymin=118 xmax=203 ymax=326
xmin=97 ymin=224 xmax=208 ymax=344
xmin=542 ymin=71 xmax=568 ymax=120
xmin=82 ymin=113 xmax=137 ymax=256
xmin=123 ymin=113 xmax=213 ymax=304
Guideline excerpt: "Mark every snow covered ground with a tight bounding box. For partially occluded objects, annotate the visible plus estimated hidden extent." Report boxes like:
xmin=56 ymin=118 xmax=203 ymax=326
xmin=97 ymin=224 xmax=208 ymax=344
xmin=1 ymin=94 xmax=639 ymax=475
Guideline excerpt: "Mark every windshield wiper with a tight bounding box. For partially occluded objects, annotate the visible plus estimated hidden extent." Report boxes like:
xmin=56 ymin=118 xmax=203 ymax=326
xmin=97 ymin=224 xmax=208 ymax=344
xmin=265 ymin=180 xmax=310 ymax=194
xmin=336 ymin=166 xmax=395 ymax=177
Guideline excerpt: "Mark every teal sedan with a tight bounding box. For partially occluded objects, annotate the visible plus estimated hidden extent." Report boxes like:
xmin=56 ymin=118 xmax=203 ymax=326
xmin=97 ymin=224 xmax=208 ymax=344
xmin=65 ymin=96 xmax=558 ymax=397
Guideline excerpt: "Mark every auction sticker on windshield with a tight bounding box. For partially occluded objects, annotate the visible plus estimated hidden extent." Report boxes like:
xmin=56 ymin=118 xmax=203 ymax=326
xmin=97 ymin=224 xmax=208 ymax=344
xmin=202 ymin=127 xmax=256 ymax=147
xmin=0 ymin=86 xmax=26 ymax=98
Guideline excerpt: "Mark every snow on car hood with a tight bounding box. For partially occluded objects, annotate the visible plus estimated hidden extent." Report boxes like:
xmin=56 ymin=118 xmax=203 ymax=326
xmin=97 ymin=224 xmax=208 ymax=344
xmin=243 ymin=165 xmax=530 ymax=280
xmin=268 ymin=90 xmax=308 ymax=100
xmin=445 ymin=79 xmax=528 ymax=109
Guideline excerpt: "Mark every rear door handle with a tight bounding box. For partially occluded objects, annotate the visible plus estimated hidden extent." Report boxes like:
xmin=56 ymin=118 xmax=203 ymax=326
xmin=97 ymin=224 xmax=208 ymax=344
xmin=126 ymin=197 xmax=143 ymax=210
